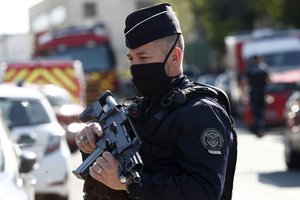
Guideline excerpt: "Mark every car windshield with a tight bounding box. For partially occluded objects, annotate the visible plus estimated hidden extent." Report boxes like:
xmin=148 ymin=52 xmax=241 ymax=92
xmin=263 ymin=51 xmax=300 ymax=68
xmin=45 ymin=44 xmax=114 ymax=72
xmin=0 ymin=98 xmax=51 ymax=127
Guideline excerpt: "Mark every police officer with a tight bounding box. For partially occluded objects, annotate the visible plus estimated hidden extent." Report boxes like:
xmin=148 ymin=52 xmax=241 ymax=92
xmin=75 ymin=3 xmax=237 ymax=200
xmin=245 ymin=55 xmax=270 ymax=137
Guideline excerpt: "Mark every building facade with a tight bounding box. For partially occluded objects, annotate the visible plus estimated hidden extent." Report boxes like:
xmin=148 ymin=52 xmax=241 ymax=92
xmin=0 ymin=34 xmax=33 ymax=61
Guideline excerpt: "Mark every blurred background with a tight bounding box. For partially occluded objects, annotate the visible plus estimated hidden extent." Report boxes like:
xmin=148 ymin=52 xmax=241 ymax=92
xmin=0 ymin=0 xmax=300 ymax=200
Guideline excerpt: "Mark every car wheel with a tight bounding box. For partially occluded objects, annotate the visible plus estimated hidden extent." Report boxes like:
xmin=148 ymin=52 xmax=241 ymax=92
xmin=284 ymin=138 xmax=300 ymax=169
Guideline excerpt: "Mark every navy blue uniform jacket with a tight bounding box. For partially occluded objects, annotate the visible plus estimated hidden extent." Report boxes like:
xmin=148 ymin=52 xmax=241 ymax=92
xmin=127 ymin=76 xmax=235 ymax=200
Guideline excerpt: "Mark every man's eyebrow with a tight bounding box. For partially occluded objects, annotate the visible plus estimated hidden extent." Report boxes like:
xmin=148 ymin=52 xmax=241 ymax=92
xmin=136 ymin=50 xmax=151 ymax=56
xmin=127 ymin=50 xmax=150 ymax=58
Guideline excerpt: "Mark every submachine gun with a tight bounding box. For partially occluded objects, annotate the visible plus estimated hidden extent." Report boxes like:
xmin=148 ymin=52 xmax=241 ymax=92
xmin=72 ymin=90 xmax=143 ymax=184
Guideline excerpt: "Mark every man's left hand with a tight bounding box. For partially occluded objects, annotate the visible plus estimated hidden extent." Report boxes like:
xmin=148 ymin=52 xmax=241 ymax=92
xmin=89 ymin=151 xmax=127 ymax=191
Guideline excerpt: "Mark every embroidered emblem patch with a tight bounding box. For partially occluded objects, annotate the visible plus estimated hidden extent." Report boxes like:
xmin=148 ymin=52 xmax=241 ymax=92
xmin=200 ymin=128 xmax=224 ymax=154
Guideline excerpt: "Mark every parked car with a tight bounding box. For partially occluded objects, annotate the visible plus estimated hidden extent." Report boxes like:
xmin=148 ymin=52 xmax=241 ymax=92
xmin=37 ymin=84 xmax=85 ymax=153
xmin=283 ymin=89 xmax=300 ymax=169
xmin=0 ymin=111 xmax=37 ymax=200
xmin=214 ymin=69 xmax=242 ymax=116
xmin=242 ymin=70 xmax=300 ymax=131
xmin=0 ymin=84 xmax=71 ymax=200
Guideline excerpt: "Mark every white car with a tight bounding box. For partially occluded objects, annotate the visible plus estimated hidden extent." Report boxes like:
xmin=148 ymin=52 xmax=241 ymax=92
xmin=0 ymin=111 xmax=37 ymax=200
xmin=0 ymin=84 xmax=71 ymax=200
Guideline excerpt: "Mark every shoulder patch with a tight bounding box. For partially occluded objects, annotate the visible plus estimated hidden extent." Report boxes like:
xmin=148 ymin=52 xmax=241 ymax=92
xmin=200 ymin=128 xmax=224 ymax=154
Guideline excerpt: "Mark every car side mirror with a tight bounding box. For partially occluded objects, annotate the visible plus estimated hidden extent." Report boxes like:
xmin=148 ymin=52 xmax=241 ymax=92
xmin=17 ymin=133 xmax=37 ymax=148
xmin=19 ymin=150 xmax=37 ymax=173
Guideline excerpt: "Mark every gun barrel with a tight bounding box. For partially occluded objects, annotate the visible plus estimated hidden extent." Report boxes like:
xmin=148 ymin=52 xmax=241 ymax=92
xmin=132 ymin=171 xmax=141 ymax=183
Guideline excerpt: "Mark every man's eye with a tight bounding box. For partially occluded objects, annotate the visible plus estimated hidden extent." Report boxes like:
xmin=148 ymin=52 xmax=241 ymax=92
xmin=140 ymin=57 xmax=149 ymax=61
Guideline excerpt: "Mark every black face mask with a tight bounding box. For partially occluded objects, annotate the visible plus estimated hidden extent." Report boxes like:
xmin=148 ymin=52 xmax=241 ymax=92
xmin=130 ymin=35 xmax=180 ymax=98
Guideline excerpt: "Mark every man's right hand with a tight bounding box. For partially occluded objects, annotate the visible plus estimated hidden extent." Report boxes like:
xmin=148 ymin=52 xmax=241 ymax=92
xmin=75 ymin=122 xmax=103 ymax=154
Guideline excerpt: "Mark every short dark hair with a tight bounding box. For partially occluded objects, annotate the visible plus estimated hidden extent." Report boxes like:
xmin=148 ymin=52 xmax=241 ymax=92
xmin=155 ymin=34 xmax=185 ymax=55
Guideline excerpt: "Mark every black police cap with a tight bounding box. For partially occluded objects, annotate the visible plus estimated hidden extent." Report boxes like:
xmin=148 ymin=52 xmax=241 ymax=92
xmin=124 ymin=3 xmax=182 ymax=49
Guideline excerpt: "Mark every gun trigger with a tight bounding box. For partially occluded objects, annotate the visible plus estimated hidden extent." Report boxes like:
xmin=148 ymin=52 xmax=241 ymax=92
xmin=105 ymin=139 xmax=110 ymax=151
xmin=109 ymin=122 xmax=117 ymax=133
xmin=104 ymin=139 xmax=116 ymax=153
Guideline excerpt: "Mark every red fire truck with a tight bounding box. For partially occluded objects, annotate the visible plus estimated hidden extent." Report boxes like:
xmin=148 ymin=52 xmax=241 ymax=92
xmin=34 ymin=23 xmax=119 ymax=104
xmin=2 ymin=60 xmax=86 ymax=105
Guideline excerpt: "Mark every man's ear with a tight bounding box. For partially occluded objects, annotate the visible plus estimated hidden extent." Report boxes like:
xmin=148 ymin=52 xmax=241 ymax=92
xmin=170 ymin=47 xmax=182 ymax=67
xmin=167 ymin=47 xmax=182 ymax=76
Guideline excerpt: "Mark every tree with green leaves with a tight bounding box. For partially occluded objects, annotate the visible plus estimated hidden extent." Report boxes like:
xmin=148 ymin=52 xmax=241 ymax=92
xmin=157 ymin=0 xmax=300 ymax=51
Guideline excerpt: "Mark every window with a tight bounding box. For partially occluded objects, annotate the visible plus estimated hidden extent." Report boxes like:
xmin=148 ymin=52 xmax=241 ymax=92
xmin=32 ymin=13 xmax=49 ymax=33
xmin=0 ymin=99 xmax=51 ymax=127
xmin=264 ymin=51 xmax=300 ymax=68
xmin=83 ymin=2 xmax=97 ymax=18
xmin=31 ymin=5 xmax=66 ymax=33
xmin=45 ymin=44 xmax=114 ymax=71
xmin=49 ymin=5 xmax=66 ymax=26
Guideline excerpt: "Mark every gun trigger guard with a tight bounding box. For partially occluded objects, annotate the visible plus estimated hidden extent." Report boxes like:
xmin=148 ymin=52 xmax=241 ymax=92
xmin=104 ymin=139 xmax=117 ymax=153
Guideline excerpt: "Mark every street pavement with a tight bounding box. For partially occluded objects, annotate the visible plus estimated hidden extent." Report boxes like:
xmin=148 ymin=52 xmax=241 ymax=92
xmin=232 ymin=122 xmax=300 ymax=200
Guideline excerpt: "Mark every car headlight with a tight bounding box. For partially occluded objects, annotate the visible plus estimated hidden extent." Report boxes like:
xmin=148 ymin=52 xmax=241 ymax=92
xmin=265 ymin=95 xmax=274 ymax=105
xmin=291 ymin=104 xmax=300 ymax=113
